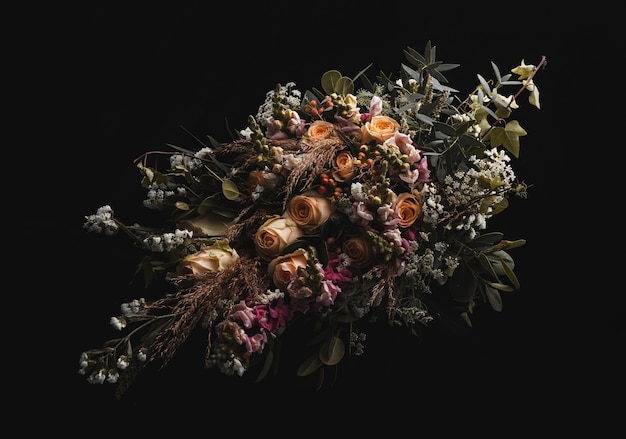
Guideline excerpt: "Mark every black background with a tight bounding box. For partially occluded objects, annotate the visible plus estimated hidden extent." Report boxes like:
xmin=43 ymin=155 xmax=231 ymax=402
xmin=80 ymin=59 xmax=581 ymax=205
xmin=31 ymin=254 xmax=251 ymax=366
xmin=28 ymin=2 xmax=621 ymax=433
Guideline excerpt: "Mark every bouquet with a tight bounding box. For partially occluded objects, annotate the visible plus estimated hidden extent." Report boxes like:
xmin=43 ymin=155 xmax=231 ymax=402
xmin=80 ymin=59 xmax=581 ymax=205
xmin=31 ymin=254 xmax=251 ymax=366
xmin=78 ymin=42 xmax=546 ymax=397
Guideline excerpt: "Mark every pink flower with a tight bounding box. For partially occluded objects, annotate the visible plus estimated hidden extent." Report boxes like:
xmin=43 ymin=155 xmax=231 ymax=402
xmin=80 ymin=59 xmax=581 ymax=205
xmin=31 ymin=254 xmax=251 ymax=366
xmin=268 ymin=298 xmax=293 ymax=329
xmin=229 ymin=301 xmax=257 ymax=329
xmin=414 ymin=156 xmax=431 ymax=183
xmin=243 ymin=331 xmax=268 ymax=354
xmin=369 ymin=95 xmax=383 ymax=118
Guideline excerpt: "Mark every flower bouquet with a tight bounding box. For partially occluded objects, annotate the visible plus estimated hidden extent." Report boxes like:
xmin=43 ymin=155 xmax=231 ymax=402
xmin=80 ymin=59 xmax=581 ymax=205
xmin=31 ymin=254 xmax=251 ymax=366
xmin=79 ymin=41 xmax=546 ymax=397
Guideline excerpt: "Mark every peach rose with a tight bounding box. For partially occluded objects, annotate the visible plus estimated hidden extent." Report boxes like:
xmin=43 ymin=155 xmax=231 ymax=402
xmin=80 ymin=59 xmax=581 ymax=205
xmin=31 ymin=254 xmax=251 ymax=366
xmin=254 ymin=215 xmax=304 ymax=261
xmin=305 ymin=120 xmax=336 ymax=139
xmin=267 ymin=248 xmax=310 ymax=291
xmin=176 ymin=239 xmax=239 ymax=276
xmin=394 ymin=191 xmax=423 ymax=228
xmin=286 ymin=191 xmax=333 ymax=231
xmin=361 ymin=115 xmax=400 ymax=145
xmin=342 ymin=234 xmax=376 ymax=269
xmin=332 ymin=150 xmax=356 ymax=183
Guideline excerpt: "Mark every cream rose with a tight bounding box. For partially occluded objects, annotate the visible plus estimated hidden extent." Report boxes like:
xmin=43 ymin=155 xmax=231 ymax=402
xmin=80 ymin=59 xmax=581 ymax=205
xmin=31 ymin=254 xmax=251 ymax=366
xmin=305 ymin=120 xmax=336 ymax=139
xmin=342 ymin=234 xmax=376 ymax=269
xmin=286 ymin=191 xmax=333 ymax=231
xmin=361 ymin=115 xmax=400 ymax=145
xmin=254 ymin=215 xmax=304 ymax=261
xmin=332 ymin=150 xmax=356 ymax=183
xmin=176 ymin=239 xmax=239 ymax=276
xmin=267 ymin=248 xmax=309 ymax=291
xmin=394 ymin=191 xmax=423 ymax=228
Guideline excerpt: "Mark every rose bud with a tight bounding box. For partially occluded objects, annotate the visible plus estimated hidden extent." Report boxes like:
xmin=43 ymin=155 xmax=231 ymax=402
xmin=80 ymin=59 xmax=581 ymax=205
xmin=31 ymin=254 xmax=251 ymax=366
xmin=286 ymin=191 xmax=333 ymax=231
xmin=342 ymin=234 xmax=376 ymax=269
xmin=361 ymin=115 xmax=400 ymax=145
xmin=394 ymin=191 xmax=423 ymax=228
xmin=267 ymin=248 xmax=310 ymax=292
xmin=254 ymin=215 xmax=304 ymax=261
xmin=177 ymin=239 xmax=239 ymax=276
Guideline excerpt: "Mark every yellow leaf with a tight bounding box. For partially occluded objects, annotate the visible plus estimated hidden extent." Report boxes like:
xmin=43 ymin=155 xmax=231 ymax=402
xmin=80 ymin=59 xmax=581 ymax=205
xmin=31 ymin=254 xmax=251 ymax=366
xmin=490 ymin=121 xmax=527 ymax=158
xmin=511 ymin=60 xmax=534 ymax=80
xmin=528 ymin=84 xmax=541 ymax=109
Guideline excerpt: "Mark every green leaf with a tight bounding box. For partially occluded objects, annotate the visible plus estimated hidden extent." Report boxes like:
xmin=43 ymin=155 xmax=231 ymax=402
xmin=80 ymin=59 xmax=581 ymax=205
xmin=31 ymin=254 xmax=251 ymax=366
xmin=297 ymin=354 xmax=323 ymax=377
xmin=133 ymin=256 xmax=157 ymax=288
xmin=335 ymin=77 xmax=354 ymax=96
xmin=491 ymin=61 xmax=502 ymax=83
xmin=489 ymin=120 xmax=527 ymax=158
xmin=255 ymin=350 xmax=274 ymax=383
xmin=484 ymin=284 xmax=503 ymax=312
xmin=321 ymin=70 xmax=342 ymax=95
xmin=488 ymin=281 xmax=515 ymax=292
xmin=477 ymin=73 xmax=491 ymax=95
xmin=222 ymin=179 xmax=240 ymax=201
xmin=432 ymin=121 xmax=457 ymax=137
xmin=449 ymin=264 xmax=478 ymax=302
xmin=478 ymin=253 xmax=498 ymax=279
xmin=503 ymin=263 xmax=520 ymax=289
xmin=319 ymin=335 xmax=345 ymax=366
xmin=467 ymin=232 xmax=504 ymax=248
xmin=485 ymin=250 xmax=515 ymax=275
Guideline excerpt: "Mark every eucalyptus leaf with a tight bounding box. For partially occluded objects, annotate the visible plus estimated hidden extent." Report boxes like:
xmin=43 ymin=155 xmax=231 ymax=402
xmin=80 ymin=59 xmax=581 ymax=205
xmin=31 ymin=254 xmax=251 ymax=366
xmin=500 ymin=258 xmax=520 ymax=289
xmin=321 ymin=70 xmax=342 ymax=95
xmin=477 ymin=74 xmax=491 ymax=95
xmin=478 ymin=253 xmax=498 ymax=279
xmin=403 ymin=46 xmax=426 ymax=67
xmin=488 ymin=281 xmax=515 ymax=292
xmin=432 ymin=121 xmax=457 ymax=137
xmin=335 ymin=76 xmax=354 ymax=96
xmin=400 ymin=63 xmax=422 ymax=83
xmin=449 ymin=264 xmax=478 ymax=303
xmin=467 ymin=232 xmax=505 ymax=248
xmin=255 ymin=350 xmax=274 ymax=383
xmin=297 ymin=354 xmax=323 ymax=377
xmin=484 ymin=284 xmax=503 ymax=312
xmin=485 ymin=250 xmax=515 ymax=275
xmin=319 ymin=335 xmax=345 ymax=366
xmin=491 ymin=61 xmax=502 ymax=83
xmin=222 ymin=179 xmax=240 ymax=201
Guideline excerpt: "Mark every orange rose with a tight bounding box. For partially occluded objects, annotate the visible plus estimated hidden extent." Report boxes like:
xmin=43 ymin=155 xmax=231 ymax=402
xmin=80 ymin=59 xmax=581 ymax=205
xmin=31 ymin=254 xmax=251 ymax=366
xmin=254 ymin=215 xmax=304 ymax=261
xmin=361 ymin=115 xmax=400 ymax=145
xmin=176 ymin=239 xmax=239 ymax=276
xmin=394 ymin=191 xmax=423 ymax=228
xmin=267 ymin=248 xmax=309 ymax=291
xmin=343 ymin=234 xmax=376 ymax=269
xmin=305 ymin=120 xmax=336 ymax=139
xmin=332 ymin=150 xmax=356 ymax=183
xmin=286 ymin=191 xmax=333 ymax=231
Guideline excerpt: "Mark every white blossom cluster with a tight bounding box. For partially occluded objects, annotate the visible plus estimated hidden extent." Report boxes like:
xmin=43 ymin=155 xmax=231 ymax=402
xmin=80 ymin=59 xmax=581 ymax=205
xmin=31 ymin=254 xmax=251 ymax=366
xmin=143 ymin=228 xmax=193 ymax=252
xmin=255 ymin=81 xmax=302 ymax=125
xmin=169 ymin=146 xmax=214 ymax=172
xmin=83 ymin=205 xmax=119 ymax=235
xmin=419 ymin=147 xmax=517 ymax=240
xmin=143 ymin=181 xmax=185 ymax=210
